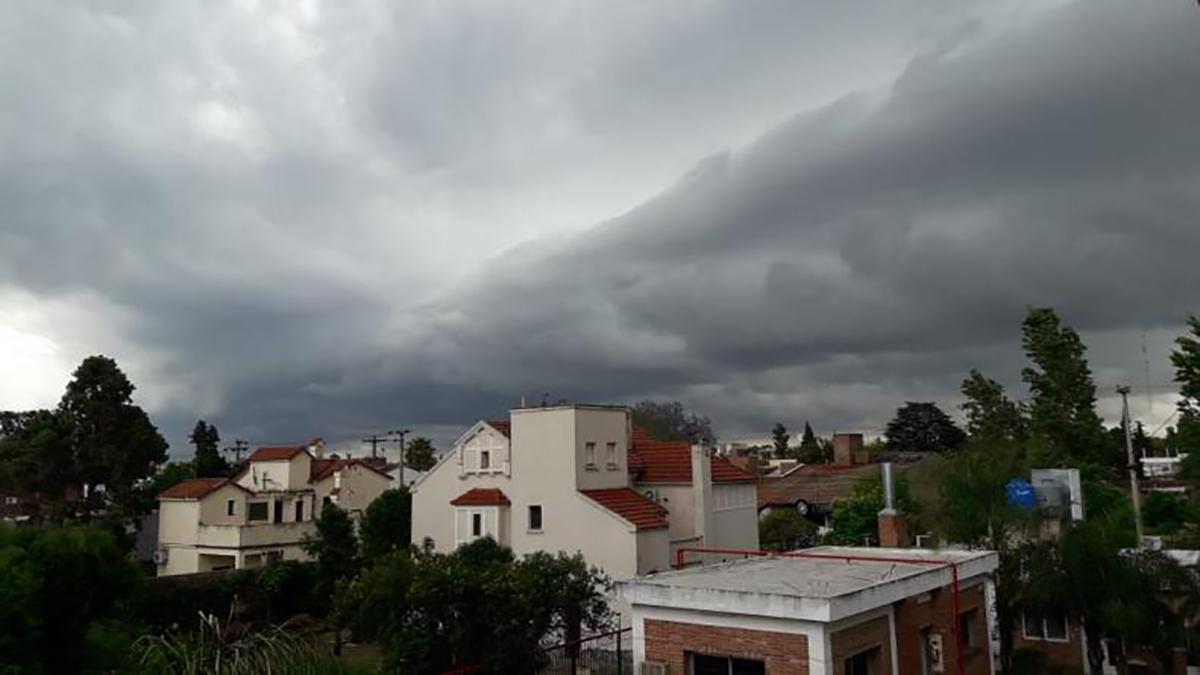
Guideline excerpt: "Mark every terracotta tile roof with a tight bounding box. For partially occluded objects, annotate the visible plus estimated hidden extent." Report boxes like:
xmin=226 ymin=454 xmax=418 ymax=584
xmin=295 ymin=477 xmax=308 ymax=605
xmin=160 ymin=478 xmax=240 ymax=500
xmin=628 ymin=427 xmax=754 ymax=485
xmin=310 ymin=458 xmax=393 ymax=482
xmin=247 ymin=444 xmax=309 ymax=462
xmin=450 ymin=487 xmax=511 ymax=506
xmin=486 ymin=420 xmax=511 ymax=438
xmin=580 ymin=488 xmax=669 ymax=530
xmin=756 ymin=462 xmax=882 ymax=510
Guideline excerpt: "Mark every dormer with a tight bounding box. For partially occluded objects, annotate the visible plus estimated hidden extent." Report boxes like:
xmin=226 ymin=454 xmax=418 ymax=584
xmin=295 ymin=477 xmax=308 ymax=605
xmin=236 ymin=442 xmax=315 ymax=492
xmin=455 ymin=420 xmax=512 ymax=477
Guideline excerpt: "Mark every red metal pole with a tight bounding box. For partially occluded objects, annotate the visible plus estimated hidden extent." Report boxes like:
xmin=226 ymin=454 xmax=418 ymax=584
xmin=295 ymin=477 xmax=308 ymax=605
xmin=951 ymin=563 xmax=965 ymax=675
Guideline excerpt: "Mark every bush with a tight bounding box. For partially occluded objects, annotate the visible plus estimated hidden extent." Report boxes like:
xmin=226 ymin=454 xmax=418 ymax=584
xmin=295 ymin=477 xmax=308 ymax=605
xmin=759 ymin=510 xmax=818 ymax=551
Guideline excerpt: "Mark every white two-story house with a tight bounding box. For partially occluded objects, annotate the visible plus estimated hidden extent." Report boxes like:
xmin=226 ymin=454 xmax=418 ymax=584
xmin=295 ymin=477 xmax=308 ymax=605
xmin=411 ymin=405 xmax=758 ymax=581
xmin=156 ymin=439 xmax=392 ymax=576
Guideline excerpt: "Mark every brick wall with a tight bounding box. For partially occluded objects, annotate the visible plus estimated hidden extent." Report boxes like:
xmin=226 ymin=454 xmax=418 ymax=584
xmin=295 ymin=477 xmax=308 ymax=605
xmin=830 ymin=614 xmax=893 ymax=674
xmin=894 ymin=582 xmax=990 ymax=675
xmin=1010 ymin=617 xmax=1084 ymax=673
xmin=643 ymin=619 xmax=809 ymax=674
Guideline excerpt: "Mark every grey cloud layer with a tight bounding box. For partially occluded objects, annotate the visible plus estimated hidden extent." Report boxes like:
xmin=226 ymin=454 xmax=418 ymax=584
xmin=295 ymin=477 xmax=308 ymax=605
xmin=1 ymin=0 xmax=1197 ymax=450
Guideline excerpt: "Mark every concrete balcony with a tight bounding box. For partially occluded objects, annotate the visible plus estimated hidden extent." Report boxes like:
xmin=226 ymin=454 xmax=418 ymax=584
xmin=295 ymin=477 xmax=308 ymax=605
xmin=196 ymin=520 xmax=317 ymax=549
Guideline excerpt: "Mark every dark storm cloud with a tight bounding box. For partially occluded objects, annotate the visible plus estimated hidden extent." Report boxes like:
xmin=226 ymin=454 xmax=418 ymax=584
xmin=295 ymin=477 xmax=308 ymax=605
xmin=2 ymin=0 xmax=1197 ymax=451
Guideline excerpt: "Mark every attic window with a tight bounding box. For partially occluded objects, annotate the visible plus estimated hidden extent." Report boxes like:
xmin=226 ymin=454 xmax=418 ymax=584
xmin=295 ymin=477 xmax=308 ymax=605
xmin=480 ymin=450 xmax=491 ymax=470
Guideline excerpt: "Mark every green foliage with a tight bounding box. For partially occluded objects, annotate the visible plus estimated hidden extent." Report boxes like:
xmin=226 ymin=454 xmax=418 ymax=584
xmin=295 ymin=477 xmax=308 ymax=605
xmin=0 ymin=410 xmax=73 ymax=503
xmin=132 ymin=612 xmax=346 ymax=675
xmin=770 ymin=423 xmax=789 ymax=456
xmin=360 ymin=488 xmax=412 ymax=561
xmin=1142 ymin=491 xmax=1191 ymax=535
xmin=0 ymin=524 xmax=141 ymax=673
xmin=758 ymin=509 xmax=817 ymax=551
xmin=134 ymin=461 xmax=195 ymax=514
xmin=303 ymin=503 xmax=360 ymax=595
xmin=960 ymin=370 xmax=1026 ymax=442
xmin=337 ymin=538 xmax=612 ymax=674
xmin=58 ymin=356 xmax=169 ymax=503
xmin=404 ymin=437 xmax=438 ymax=472
xmin=884 ymin=401 xmax=966 ymax=453
xmin=796 ymin=423 xmax=832 ymax=463
xmin=935 ymin=439 xmax=1029 ymax=549
xmin=1021 ymin=308 xmax=1109 ymax=470
xmin=823 ymin=473 xmax=917 ymax=546
xmin=631 ymin=400 xmax=715 ymax=445
xmin=1172 ymin=317 xmax=1200 ymax=471
xmin=190 ymin=419 xmax=228 ymax=478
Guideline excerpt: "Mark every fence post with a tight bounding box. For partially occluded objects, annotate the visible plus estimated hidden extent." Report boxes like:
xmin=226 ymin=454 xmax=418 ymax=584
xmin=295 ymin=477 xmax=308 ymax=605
xmin=616 ymin=620 xmax=623 ymax=675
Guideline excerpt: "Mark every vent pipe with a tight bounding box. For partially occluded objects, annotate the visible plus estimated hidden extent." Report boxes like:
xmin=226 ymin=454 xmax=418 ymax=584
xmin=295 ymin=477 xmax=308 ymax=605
xmin=881 ymin=462 xmax=896 ymax=514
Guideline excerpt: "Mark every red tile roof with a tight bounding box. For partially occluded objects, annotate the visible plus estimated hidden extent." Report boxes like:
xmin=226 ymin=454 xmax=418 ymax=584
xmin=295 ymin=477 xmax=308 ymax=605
xmin=756 ymin=462 xmax=882 ymax=509
xmin=247 ymin=444 xmax=309 ymax=462
xmin=580 ymin=488 xmax=669 ymax=530
xmin=160 ymin=478 xmax=243 ymax=500
xmin=629 ymin=427 xmax=754 ymax=485
xmin=486 ymin=420 xmax=511 ymax=438
xmin=450 ymin=487 xmax=511 ymax=506
xmin=310 ymin=458 xmax=393 ymax=482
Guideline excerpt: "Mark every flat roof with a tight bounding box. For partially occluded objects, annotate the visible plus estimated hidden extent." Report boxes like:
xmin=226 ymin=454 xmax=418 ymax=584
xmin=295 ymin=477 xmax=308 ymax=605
xmin=618 ymin=546 xmax=998 ymax=623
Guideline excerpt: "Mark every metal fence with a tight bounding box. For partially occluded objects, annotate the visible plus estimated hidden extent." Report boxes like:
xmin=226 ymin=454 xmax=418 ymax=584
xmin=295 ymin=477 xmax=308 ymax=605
xmin=539 ymin=627 xmax=633 ymax=675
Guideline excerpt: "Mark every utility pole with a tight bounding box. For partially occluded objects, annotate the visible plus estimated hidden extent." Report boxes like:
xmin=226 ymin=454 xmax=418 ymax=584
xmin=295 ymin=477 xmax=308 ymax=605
xmin=361 ymin=434 xmax=389 ymax=460
xmin=389 ymin=429 xmax=411 ymax=487
xmin=224 ymin=439 xmax=250 ymax=463
xmin=1118 ymin=386 xmax=1145 ymax=544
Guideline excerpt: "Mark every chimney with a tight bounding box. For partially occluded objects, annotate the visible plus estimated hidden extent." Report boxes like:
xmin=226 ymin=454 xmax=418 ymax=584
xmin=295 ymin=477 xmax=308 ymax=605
xmin=691 ymin=445 xmax=714 ymax=546
xmin=833 ymin=433 xmax=864 ymax=466
xmin=878 ymin=462 xmax=908 ymax=548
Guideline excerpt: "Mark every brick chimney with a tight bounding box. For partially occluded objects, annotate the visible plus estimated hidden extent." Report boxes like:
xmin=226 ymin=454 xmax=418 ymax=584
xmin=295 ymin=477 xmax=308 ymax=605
xmin=878 ymin=462 xmax=908 ymax=548
xmin=833 ymin=433 xmax=864 ymax=466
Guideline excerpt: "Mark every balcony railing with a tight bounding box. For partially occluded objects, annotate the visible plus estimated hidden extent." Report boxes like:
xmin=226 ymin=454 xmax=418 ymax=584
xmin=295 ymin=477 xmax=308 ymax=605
xmin=196 ymin=521 xmax=317 ymax=549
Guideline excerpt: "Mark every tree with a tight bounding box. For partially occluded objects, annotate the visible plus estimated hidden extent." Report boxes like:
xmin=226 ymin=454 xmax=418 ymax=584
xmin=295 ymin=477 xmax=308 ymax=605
xmin=303 ymin=502 xmax=360 ymax=595
xmin=824 ymin=473 xmax=916 ymax=545
xmin=884 ymin=402 xmax=966 ymax=453
xmin=189 ymin=419 xmax=227 ymax=478
xmin=405 ymin=437 xmax=437 ymax=472
xmin=1021 ymin=308 xmax=1109 ymax=469
xmin=631 ymin=400 xmax=715 ymax=445
xmin=1142 ymin=491 xmax=1190 ymax=535
xmin=57 ymin=356 xmax=168 ymax=506
xmin=361 ymin=488 xmax=412 ymax=560
xmin=960 ymin=370 xmax=1027 ymax=442
xmin=133 ymin=461 xmax=195 ymax=513
xmin=1173 ymin=317 xmax=1200 ymax=477
xmin=770 ymin=423 xmax=789 ymax=457
xmin=0 ymin=409 xmax=72 ymax=504
xmin=759 ymin=509 xmax=818 ymax=551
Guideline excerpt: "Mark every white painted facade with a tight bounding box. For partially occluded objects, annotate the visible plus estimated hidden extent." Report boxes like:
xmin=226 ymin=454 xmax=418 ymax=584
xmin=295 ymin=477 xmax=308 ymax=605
xmin=156 ymin=449 xmax=391 ymax=576
xmin=411 ymin=405 xmax=757 ymax=583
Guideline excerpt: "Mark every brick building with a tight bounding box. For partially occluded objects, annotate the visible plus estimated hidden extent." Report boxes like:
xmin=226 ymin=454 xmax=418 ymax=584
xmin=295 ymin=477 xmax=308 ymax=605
xmin=618 ymin=547 xmax=998 ymax=675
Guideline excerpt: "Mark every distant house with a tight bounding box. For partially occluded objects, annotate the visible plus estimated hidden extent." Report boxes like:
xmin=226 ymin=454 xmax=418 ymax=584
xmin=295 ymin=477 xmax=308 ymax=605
xmin=411 ymin=404 xmax=758 ymax=582
xmin=155 ymin=438 xmax=391 ymax=576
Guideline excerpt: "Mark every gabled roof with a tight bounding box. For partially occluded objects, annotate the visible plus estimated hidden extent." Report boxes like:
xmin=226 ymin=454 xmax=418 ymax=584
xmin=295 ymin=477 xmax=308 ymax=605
xmin=629 ymin=427 xmax=755 ymax=485
xmin=160 ymin=477 xmax=247 ymax=500
xmin=756 ymin=462 xmax=882 ymax=509
xmin=310 ymin=457 xmax=393 ymax=482
xmin=450 ymin=487 xmax=511 ymax=506
xmin=247 ymin=444 xmax=309 ymax=462
xmin=485 ymin=420 xmax=511 ymax=438
xmin=581 ymin=488 xmax=669 ymax=530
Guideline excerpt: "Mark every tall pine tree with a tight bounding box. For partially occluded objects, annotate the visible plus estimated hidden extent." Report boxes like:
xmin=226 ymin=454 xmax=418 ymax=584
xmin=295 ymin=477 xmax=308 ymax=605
xmin=189 ymin=419 xmax=227 ymax=478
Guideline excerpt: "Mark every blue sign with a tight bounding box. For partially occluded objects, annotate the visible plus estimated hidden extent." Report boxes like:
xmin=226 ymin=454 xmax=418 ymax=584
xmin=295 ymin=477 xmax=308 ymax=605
xmin=1006 ymin=479 xmax=1036 ymax=508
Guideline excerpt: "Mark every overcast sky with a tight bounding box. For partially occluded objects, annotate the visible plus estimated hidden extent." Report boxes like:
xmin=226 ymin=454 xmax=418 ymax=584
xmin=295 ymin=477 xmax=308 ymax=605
xmin=2 ymin=0 xmax=1198 ymax=456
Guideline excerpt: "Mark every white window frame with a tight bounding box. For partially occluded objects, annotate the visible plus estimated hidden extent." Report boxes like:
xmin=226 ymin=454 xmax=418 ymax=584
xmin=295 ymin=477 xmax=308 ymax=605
xmin=585 ymin=442 xmax=597 ymax=469
xmin=1022 ymin=613 xmax=1069 ymax=643
xmin=454 ymin=506 xmax=497 ymax=546
xmin=606 ymin=442 xmax=617 ymax=470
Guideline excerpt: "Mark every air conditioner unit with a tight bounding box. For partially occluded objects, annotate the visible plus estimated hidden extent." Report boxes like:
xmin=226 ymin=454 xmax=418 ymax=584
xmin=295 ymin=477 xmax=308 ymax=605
xmin=640 ymin=662 xmax=670 ymax=675
xmin=152 ymin=548 xmax=169 ymax=565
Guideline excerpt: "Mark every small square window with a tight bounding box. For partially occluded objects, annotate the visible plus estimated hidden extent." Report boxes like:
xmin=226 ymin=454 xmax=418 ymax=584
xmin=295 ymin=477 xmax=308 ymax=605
xmin=960 ymin=609 xmax=978 ymax=647
xmin=585 ymin=442 xmax=596 ymax=468
xmin=529 ymin=505 xmax=543 ymax=531
xmin=226 ymin=499 xmax=236 ymax=517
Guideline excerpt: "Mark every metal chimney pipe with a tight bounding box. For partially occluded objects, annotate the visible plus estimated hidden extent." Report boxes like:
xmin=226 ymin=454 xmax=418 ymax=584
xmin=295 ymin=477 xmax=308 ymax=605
xmin=881 ymin=462 xmax=896 ymax=513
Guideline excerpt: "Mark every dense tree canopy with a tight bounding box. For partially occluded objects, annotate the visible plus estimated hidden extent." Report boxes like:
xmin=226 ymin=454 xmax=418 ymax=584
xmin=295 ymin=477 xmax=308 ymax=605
xmin=360 ymin=488 xmax=412 ymax=560
xmin=404 ymin=437 xmax=437 ymax=472
xmin=884 ymin=402 xmax=966 ymax=453
xmin=960 ymin=370 xmax=1026 ymax=442
xmin=824 ymin=473 xmax=916 ymax=546
xmin=759 ymin=509 xmax=817 ymax=551
xmin=770 ymin=423 xmax=789 ymax=456
xmin=189 ymin=419 xmax=228 ymax=478
xmin=631 ymin=400 xmax=715 ymax=445
xmin=1021 ymin=308 xmax=1109 ymax=469
xmin=1174 ymin=318 xmax=1200 ymax=485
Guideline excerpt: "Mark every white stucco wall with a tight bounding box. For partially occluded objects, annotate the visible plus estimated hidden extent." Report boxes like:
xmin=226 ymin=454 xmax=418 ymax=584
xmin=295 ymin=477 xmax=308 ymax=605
xmin=711 ymin=483 xmax=759 ymax=550
xmin=412 ymin=407 xmax=649 ymax=581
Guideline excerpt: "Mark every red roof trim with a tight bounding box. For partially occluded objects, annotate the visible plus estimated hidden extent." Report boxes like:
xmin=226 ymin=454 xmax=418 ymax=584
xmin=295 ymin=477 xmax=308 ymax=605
xmin=450 ymin=487 xmax=511 ymax=506
xmin=580 ymin=488 xmax=669 ymax=530
xmin=159 ymin=477 xmax=250 ymax=500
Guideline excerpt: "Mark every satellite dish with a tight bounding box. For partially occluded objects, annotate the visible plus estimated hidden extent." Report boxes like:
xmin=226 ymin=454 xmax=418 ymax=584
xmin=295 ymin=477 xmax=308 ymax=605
xmin=795 ymin=499 xmax=810 ymax=515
